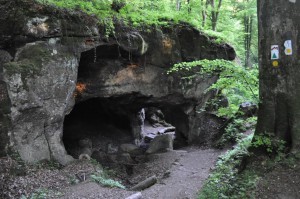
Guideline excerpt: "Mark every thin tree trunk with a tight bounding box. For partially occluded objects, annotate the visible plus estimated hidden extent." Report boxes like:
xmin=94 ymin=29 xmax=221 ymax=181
xmin=201 ymin=0 xmax=207 ymax=27
xmin=187 ymin=0 xmax=191 ymax=13
xmin=211 ymin=0 xmax=222 ymax=31
xmin=244 ymin=14 xmax=253 ymax=67
xmin=176 ymin=0 xmax=181 ymax=11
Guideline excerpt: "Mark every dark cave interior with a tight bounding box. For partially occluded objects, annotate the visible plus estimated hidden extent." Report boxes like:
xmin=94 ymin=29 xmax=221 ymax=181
xmin=63 ymin=44 xmax=188 ymax=160
xmin=63 ymin=97 xmax=133 ymax=158
xmin=62 ymin=97 xmax=189 ymax=159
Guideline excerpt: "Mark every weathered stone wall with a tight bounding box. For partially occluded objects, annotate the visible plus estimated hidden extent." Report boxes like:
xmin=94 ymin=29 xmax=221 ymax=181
xmin=0 ymin=50 xmax=12 ymax=156
xmin=0 ymin=0 xmax=235 ymax=164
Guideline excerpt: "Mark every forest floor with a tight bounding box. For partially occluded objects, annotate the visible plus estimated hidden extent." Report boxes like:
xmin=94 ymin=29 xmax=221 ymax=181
xmin=61 ymin=147 xmax=222 ymax=199
xmin=2 ymin=146 xmax=300 ymax=199
xmin=252 ymin=155 xmax=300 ymax=199
xmin=0 ymin=147 xmax=223 ymax=199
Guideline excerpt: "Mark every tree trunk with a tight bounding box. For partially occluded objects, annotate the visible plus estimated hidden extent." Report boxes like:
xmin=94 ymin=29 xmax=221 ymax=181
xmin=201 ymin=0 xmax=207 ymax=27
xmin=210 ymin=0 xmax=222 ymax=31
xmin=255 ymin=0 xmax=300 ymax=152
xmin=176 ymin=0 xmax=181 ymax=11
xmin=187 ymin=0 xmax=191 ymax=13
xmin=244 ymin=14 xmax=253 ymax=67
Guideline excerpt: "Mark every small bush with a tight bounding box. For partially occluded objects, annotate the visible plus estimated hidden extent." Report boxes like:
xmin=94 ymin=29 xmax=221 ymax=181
xmin=252 ymin=133 xmax=286 ymax=155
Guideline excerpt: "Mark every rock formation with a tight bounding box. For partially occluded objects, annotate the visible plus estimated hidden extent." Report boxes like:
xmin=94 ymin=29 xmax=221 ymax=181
xmin=0 ymin=0 xmax=235 ymax=164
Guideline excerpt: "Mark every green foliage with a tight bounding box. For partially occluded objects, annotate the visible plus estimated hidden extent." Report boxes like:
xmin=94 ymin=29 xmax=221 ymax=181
xmin=169 ymin=59 xmax=258 ymax=118
xmin=88 ymin=159 xmax=125 ymax=188
xmin=68 ymin=175 xmax=80 ymax=185
xmin=91 ymin=171 xmax=126 ymax=189
xmin=217 ymin=117 xmax=257 ymax=147
xmin=35 ymin=0 xmax=258 ymax=66
xmin=252 ymin=133 xmax=287 ymax=155
xmin=199 ymin=134 xmax=258 ymax=199
xmin=21 ymin=189 xmax=62 ymax=199
xmin=36 ymin=0 xmax=112 ymax=16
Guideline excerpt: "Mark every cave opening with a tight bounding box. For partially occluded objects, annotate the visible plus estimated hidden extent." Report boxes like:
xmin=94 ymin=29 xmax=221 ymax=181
xmin=62 ymin=44 xmax=188 ymax=165
xmin=62 ymin=99 xmax=188 ymax=158
xmin=63 ymin=97 xmax=133 ymax=159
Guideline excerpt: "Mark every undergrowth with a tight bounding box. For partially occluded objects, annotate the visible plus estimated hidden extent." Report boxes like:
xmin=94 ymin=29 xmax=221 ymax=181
xmin=216 ymin=117 xmax=257 ymax=148
xmin=21 ymin=189 xmax=62 ymax=199
xmin=34 ymin=0 xmax=229 ymax=44
xmin=91 ymin=171 xmax=125 ymax=189
xmin=89 ymin=159 xmax=125 ymax=189
xmin=168 ymin=59 xmax=258 ymax=148
xmin=198 ymin=134 xmax=259 ymax=199
xmin=169 ymin=59 xmax=258 ymax=118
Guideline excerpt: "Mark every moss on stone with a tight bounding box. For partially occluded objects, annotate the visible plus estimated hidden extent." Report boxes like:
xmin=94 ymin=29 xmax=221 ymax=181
xmin=5 ymin=59 xmax=42 ymax=77
xmin=4 ymin=43 xmax=52 ymax=90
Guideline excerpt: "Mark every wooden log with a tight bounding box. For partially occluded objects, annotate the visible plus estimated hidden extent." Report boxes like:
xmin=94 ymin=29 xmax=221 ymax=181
xmin=130 ymin=175 xmax=157 ymax=191
xmin=125 ymin=192 xmax=142 ymax=199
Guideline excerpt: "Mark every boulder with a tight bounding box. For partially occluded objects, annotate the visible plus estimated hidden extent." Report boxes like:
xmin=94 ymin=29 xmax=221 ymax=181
xmin=116 ymin=153 xmax=135 ymax=165
xmin=146 ymin=134 xmax=174 ymax=154
xmin=120 ymin=144 xmax=144 ymax=156
xmin=238 ymin=102 xmax=258 ymax=117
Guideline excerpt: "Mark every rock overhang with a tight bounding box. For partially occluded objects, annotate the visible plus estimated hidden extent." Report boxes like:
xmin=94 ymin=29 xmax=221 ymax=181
xmin=0 ymin=0 xmax=236 ymax=164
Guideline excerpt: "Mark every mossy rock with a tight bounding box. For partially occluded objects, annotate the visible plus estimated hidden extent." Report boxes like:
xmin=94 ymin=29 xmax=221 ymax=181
xmin=4 ymin=43 xmax=52 ymax=90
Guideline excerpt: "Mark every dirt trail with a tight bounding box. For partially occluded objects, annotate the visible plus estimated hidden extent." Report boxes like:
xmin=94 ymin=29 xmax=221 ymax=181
xmin=141 ymin=148 xmax=222 ymax=199
xmin=61 ymin=147 xmax=222 ymax=199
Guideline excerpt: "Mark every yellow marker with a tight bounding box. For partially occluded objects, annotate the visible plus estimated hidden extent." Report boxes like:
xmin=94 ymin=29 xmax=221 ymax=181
xmin=286 ymin=49 xmax=292 ymax=54
xmin=272 ymin=61 xmax=279 ymax=67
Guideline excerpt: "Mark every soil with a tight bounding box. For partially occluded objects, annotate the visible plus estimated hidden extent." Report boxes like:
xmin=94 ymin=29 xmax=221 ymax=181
xmin=2 ymin=147 xmax=300 ymax=199
xmin=141 ymin=148 xmax=222 ymax=199
xmin=253 ymin=156 xmax=300 ymax=199
xmin=0 ymin=147 xmax=222 ymax=199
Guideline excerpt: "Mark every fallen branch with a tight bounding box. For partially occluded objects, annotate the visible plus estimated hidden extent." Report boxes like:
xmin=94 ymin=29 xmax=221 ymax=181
xmin=130 ymin=175 xmax=157 ymax=191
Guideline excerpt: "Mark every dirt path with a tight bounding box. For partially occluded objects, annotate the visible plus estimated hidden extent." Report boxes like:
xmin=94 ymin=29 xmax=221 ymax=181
xmin=60 ymin=147 xmax=222 ymax=199
xmin=141 ymin=148 xmax=222 ymax=199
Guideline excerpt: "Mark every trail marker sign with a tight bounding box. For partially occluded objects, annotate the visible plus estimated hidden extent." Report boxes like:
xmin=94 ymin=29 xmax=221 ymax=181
xmin=271 ymin=45 xmax=279 ymax=60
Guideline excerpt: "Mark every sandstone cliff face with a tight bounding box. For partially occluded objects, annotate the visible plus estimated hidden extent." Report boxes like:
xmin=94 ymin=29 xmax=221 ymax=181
xmin=0 ymin=0 xmax=235 ymax=164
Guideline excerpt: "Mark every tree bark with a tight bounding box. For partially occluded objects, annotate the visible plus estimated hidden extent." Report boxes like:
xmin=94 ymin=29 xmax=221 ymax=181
xmin=244 ymin=14 xmax=253 ymax=67
xmin=176 ymin=0 xmax=181 ymax=11
xmin=130 ymin=176 xmax=157 ymax=191
xmin=256 ymin=0 xmax=300 ymax=152
xmin=210 ymin=0 xmax=222 ymax=31
xmin=201 ymin=0 xmax=207 ymax=27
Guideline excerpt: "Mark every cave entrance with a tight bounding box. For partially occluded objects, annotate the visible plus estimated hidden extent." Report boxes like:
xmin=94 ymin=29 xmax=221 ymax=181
xmin=63 ymin=43 xmax=188 ymax=164
xmin=62 ymin=97 xmax=187 ymax=164
xmin=63 ymin=98 xmax=133 ymax=159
